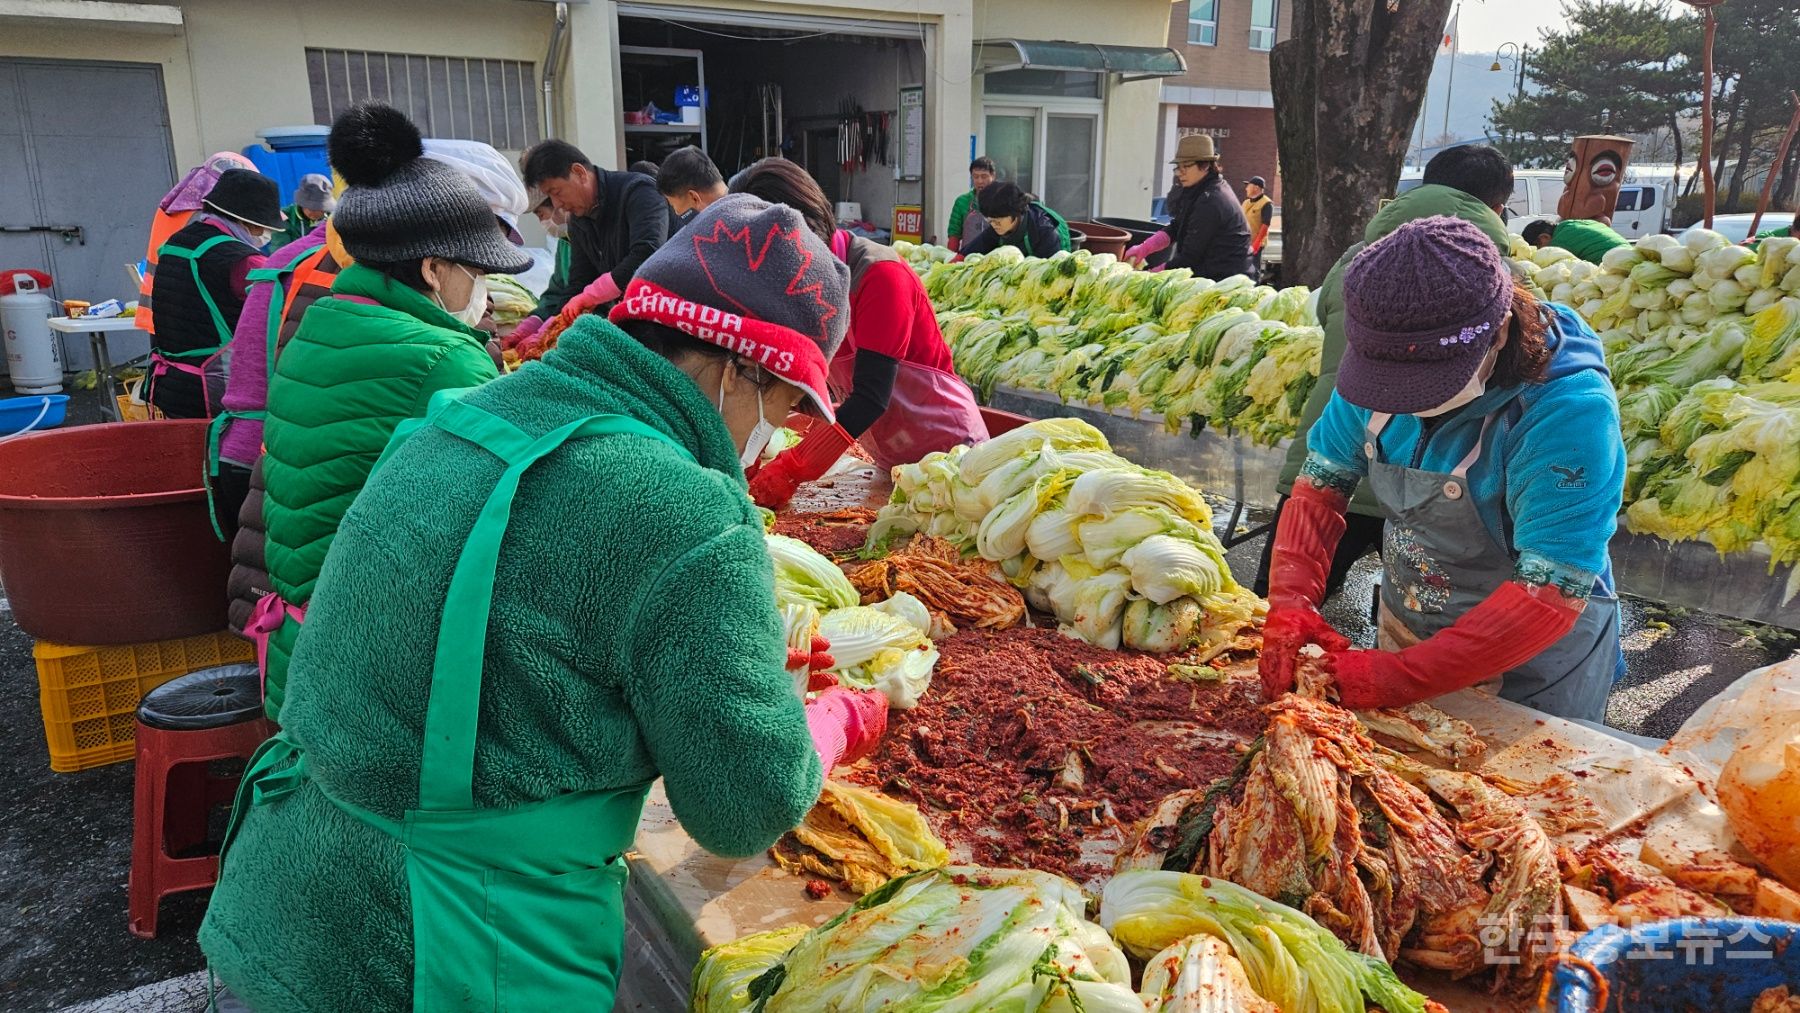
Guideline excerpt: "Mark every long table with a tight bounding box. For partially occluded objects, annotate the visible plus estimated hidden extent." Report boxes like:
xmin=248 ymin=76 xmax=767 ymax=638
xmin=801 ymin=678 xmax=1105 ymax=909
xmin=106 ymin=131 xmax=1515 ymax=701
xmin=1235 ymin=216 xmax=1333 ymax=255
xmin=620 ymin=679 xmax=1729 ymax=1013
xmin=985 ymin=383 xmax=1800 ymax=630
xmin=615 ymin=462 xmax=1738 ymax=1013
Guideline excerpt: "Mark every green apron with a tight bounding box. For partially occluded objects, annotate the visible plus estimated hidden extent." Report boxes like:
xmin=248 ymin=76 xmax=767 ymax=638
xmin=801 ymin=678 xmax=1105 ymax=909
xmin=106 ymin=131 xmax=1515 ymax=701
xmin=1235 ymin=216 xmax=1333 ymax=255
xmin=152 ymin=233 xmax=241 ymax=418
xmin=220 ymin=393 xmax=693 ymax=1011
xmin=203 ymin=262 xmax=293 ymax=540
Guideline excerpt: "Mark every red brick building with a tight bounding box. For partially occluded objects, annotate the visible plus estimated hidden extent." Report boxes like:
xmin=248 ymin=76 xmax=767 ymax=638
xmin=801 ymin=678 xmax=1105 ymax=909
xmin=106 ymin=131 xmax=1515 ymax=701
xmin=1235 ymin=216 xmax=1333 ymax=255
xmin=1155 ymin=0 xmax=1290 ymax=208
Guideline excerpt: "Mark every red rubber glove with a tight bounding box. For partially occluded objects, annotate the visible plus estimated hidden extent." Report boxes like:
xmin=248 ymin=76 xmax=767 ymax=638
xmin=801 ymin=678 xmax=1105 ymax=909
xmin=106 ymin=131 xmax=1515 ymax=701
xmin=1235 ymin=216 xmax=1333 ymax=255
xmin=1259 ymin=480 xmax=1351 ymax=700
xmin=787 ymin=635 xmax=838 ymax=692
xmin=805 ymin=687 xmax=889 ymax=771
xmin=749 ymin=423 xmax=855 ymax=509
xmin=1325 ymin=580 xmax=1584 ymax=710
xmin=544 ymin=273 xmax=622 ymax=344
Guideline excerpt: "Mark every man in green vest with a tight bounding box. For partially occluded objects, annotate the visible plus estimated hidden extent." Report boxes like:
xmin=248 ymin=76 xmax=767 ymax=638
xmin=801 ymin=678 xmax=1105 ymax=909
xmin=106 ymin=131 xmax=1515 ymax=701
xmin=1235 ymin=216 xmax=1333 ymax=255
xmin=945 ymin=155 xmax=996 ymax=252
xmin=1523 ymin=217 xmax=1628 ymax=265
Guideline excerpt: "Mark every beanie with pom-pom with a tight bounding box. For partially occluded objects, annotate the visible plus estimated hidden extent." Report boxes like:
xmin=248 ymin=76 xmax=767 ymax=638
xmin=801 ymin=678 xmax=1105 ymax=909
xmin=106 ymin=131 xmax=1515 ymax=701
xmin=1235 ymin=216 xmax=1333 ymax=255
xmin=326 ymin=103 xmax=531 ymax=274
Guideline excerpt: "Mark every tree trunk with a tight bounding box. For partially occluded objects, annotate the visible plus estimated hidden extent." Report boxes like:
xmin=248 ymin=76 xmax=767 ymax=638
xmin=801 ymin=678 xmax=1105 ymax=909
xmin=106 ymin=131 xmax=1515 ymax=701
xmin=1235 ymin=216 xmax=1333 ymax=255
xmin=1270 ymin=0 xmax=1454 ymax=287
xmin=1776 ymin=139 xmax=1799 ymax=209
xmin=1670 ymin=112 xmax=1686 ymax=199
xmin=1713 ymin=85 xmax=1744 ymax=193
xmin=1726 ymin=97 xmax=1759 ymax=206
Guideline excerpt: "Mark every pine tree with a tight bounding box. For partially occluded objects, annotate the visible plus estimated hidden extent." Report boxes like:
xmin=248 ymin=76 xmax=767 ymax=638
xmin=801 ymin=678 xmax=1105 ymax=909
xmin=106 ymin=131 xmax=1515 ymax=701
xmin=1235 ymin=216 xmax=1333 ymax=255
xmin=1488 ymin=0 xmax=1698 ymax=169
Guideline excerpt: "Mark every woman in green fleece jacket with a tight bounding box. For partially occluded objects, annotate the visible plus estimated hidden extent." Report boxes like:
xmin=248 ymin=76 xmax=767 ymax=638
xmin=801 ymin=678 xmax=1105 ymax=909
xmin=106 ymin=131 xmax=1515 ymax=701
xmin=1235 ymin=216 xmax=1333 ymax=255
xmin=201 ymin=194 xmax=887 ymax=1012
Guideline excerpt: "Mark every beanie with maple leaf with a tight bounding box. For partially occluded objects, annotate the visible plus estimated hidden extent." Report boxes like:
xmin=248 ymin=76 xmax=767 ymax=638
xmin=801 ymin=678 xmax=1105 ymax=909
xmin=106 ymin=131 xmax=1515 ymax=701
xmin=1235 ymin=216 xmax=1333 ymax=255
xmin=610 ymin=193 xmax=850 ymax=420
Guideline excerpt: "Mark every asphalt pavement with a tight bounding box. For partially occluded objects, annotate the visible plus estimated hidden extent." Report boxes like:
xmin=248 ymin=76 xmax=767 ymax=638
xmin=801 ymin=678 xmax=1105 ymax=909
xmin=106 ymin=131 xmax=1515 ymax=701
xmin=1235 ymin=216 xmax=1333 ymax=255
xmin=0 ymin=386 xmax=1794 ymax=1009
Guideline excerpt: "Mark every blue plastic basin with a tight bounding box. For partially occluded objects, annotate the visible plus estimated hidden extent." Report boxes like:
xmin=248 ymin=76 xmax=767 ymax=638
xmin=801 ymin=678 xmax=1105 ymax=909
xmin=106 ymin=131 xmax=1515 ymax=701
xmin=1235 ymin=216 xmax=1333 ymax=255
xmin=0 ymin=394 xmax=69 ymax=436
xmin=1550 ymin=917 xmax=1800 ymax=1012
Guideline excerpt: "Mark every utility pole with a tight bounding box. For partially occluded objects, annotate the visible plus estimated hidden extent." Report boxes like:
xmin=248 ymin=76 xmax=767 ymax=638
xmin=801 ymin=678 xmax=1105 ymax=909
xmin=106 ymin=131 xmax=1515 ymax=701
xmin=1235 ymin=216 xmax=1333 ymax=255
xmin=1442 ymin=3 xmax=1460 ymax=143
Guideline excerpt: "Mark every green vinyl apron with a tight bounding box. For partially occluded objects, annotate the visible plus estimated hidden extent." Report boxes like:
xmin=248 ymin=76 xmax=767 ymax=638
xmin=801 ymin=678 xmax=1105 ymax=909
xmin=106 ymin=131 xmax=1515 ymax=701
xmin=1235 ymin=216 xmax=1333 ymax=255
xmin=202 ymin=262 xmax=292 ymax=541
xmin=151 ymin=233 xmax=241 ymax=419
xmin=217 ymin=393 xmax=693 ymax=1011
xmin=1365 ymin=409 xmax=1618 ymax=723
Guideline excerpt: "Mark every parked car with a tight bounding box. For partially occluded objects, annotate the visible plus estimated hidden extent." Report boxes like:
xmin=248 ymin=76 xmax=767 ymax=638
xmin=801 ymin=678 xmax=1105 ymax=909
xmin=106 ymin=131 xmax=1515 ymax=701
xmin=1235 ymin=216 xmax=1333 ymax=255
xmin=1397 ymin=168 xmax=1671 ymax=239
xmin=1681 ymin=213 xmax=1781 ymax=246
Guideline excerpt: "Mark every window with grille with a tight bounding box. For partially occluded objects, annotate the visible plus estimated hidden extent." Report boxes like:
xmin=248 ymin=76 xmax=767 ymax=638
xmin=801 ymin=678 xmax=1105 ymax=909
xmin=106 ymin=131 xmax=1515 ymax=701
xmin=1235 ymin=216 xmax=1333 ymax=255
xmin=305 ymin=48 xmax=541 ymax=151
xmin=1188 ymin=0 xmax=1217 ymax=46
xmin=1249 ymin=0 xmax=1278 ymax=51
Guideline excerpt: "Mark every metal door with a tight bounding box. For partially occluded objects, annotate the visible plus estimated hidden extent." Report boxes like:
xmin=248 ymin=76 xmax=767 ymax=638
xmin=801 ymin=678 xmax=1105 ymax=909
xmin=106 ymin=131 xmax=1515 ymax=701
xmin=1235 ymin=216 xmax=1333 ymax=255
xmin=0 ymin=59 xmax=175 ymax=313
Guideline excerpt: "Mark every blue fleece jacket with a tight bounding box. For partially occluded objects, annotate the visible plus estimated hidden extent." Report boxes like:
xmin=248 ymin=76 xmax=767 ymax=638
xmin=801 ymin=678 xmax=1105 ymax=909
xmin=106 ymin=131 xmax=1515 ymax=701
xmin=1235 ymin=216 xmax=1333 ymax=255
xmin=1300 ymin=303 xmax=1624 ymax=598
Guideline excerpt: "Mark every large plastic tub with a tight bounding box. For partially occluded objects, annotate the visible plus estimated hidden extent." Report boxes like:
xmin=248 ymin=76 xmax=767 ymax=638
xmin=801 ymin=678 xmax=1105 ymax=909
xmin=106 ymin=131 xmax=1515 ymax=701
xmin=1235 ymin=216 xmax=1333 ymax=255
xmin=1067 ymin=220 xmax=1132 ymax=258
xmin=0 ymin=419 xmax=231 ymax=644
xmin=1548 ymin=917 xmax=1800 ymax=1012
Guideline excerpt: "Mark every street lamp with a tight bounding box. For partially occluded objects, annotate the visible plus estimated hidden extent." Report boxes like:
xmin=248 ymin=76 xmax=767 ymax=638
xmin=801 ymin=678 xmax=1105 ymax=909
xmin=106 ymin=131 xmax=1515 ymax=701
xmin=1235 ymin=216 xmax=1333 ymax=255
xmin=1490 ymin=42 xmax=1528 ymax=103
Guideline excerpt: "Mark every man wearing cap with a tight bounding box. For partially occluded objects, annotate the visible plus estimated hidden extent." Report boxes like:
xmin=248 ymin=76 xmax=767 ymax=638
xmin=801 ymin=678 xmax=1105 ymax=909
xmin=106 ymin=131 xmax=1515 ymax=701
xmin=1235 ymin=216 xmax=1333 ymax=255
xmin=1124 ymin=134 xmax=1252 ymax=280
xmin=202 ymin=192 xmax=883 ymax=1012
xmin=146 ymin=167 xmax=284 ymax=419
xmin=271 ymin=173 xmax=336 ymax=253
xmin=1259 ymin=215 xmax=1625 ymax=724
xmin=1242 ymin=175 xmax=1273 ymax=281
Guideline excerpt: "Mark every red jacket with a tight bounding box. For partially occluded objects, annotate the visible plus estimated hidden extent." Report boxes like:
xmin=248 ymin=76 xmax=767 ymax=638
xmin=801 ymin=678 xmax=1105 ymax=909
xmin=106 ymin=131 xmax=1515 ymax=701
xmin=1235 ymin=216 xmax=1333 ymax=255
xmin=841 ymin=250 xmax=954 ymax=373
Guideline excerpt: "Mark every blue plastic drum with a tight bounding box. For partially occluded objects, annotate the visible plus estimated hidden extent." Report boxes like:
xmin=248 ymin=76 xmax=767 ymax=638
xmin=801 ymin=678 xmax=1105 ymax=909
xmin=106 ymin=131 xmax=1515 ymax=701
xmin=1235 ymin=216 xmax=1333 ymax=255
xmin=1549 ymin=917 xmax=1800 ymax=1012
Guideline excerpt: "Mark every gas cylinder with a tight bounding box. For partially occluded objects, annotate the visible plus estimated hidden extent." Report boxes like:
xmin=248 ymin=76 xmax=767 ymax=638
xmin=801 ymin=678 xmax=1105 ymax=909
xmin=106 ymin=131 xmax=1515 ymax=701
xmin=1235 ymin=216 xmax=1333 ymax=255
xmin=1 ymin=271 xmax=63 ymax=394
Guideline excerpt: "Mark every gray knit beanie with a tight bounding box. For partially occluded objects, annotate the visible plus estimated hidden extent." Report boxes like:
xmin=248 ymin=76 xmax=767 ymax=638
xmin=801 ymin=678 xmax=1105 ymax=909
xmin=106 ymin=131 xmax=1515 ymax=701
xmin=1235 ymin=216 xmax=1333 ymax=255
xmin=327 ymin=103 xmax=532 ymax=275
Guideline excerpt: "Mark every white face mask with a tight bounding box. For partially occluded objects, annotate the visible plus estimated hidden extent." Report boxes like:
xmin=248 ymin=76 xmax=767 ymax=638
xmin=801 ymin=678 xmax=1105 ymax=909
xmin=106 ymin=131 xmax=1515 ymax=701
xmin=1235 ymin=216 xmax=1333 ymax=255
xmin=1415 ymin=345 xmax=1501 ymax=418
xmin=433 ymin=264 xmax=488 ymax=327
xmin=246 ymin=228 xmax=272 ymax=248
xmin=719 ymin=368 xmax=780 ymax=468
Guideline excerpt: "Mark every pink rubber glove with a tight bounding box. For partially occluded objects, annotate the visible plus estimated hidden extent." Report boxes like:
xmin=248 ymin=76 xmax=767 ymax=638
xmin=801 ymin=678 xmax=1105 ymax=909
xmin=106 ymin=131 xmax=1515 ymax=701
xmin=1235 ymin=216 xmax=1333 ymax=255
xmin=545 ymin=273 xmax=623 ymax=343
xmin=505 ymin=315 xmax=543 ymax=349
xmin=749 ymin=423 xmax=855 ymax=508
xmin=1325 ymin=581 xmax=1584 ymax=710
xmin=1124 ymin=229 xmax=1172 ymax=265
xmin=805 ymin=687 xmax=889 ymax=771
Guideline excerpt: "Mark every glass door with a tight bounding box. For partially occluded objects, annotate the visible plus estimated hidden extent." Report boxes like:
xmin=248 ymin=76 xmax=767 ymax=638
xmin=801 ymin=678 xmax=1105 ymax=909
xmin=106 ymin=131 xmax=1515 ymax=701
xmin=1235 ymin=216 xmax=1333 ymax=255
xmin=1044 ymin=113 xmax=1098 ymax=220
xmin=983 ymin=108 xmax=1038 ymax=195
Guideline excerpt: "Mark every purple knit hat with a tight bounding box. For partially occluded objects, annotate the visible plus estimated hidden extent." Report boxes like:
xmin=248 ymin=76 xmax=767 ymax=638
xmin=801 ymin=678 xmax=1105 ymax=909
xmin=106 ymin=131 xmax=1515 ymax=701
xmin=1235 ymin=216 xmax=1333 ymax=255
xmin=1337 ymin=215 xmax=1514 ymax=415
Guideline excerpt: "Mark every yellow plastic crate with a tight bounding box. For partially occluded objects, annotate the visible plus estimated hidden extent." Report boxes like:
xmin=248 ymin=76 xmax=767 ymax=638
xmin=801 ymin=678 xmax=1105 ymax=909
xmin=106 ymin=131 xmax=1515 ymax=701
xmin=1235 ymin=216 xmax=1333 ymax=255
xmin=35 ymin=630 xmax=254 ymax=772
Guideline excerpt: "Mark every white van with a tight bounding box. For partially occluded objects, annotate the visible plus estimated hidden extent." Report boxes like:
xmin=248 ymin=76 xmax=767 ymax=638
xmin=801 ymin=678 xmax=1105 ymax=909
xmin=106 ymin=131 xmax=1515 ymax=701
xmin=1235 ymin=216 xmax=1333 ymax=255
xmin=1397 ymin=166 xmax=1670 ymax=238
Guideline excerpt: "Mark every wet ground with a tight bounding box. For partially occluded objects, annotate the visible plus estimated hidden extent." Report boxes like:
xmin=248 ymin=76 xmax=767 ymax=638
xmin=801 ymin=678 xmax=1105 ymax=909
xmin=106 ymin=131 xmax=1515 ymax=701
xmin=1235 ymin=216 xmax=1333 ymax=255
xmin=0 ymin=386 xmax=1793 ymax=1010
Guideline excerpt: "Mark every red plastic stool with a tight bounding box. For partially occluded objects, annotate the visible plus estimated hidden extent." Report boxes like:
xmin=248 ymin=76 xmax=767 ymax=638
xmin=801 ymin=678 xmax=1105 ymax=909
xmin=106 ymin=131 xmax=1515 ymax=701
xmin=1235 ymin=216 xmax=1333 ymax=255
xmin=128 ymin=664 xmax=272 ymax=939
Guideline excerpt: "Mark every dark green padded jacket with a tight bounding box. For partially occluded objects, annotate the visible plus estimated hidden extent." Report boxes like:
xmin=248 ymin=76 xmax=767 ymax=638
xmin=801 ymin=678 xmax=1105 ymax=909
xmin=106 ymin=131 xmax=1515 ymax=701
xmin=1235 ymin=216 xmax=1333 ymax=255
xmin=258 ymin=262 xmax=498 ymax=710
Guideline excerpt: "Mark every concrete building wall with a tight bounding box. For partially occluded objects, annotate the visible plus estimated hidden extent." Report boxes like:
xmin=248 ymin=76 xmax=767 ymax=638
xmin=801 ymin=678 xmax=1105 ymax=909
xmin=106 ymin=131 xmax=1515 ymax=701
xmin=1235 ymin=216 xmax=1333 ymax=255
xmin=1159 ymin=0 xmax=1292 ymax=200
xmin=1163 ymin=0 xmax=1288 ymax=94
xmin=1176 ymin=104 xmax=1278 ymax=201
xmin=974 ymin=0 xmax=1171 ymax=220
xmin=4 ymin=0 xmax=1172 ymax=239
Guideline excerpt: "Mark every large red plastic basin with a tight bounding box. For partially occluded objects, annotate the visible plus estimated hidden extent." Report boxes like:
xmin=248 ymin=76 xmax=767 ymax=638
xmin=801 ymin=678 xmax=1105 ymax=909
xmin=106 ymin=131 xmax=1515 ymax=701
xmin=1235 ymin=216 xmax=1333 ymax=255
xmin=0 ymin=419 xmax=230 ymax=644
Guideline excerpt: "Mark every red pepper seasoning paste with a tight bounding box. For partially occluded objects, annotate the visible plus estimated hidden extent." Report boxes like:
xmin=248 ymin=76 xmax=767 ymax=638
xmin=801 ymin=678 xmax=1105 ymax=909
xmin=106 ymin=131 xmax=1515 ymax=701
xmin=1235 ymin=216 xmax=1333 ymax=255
xmin=847 ymin=626 xmax=1267 ymax=881
xmin=769 ymin=508 xmax=877 ymax=556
